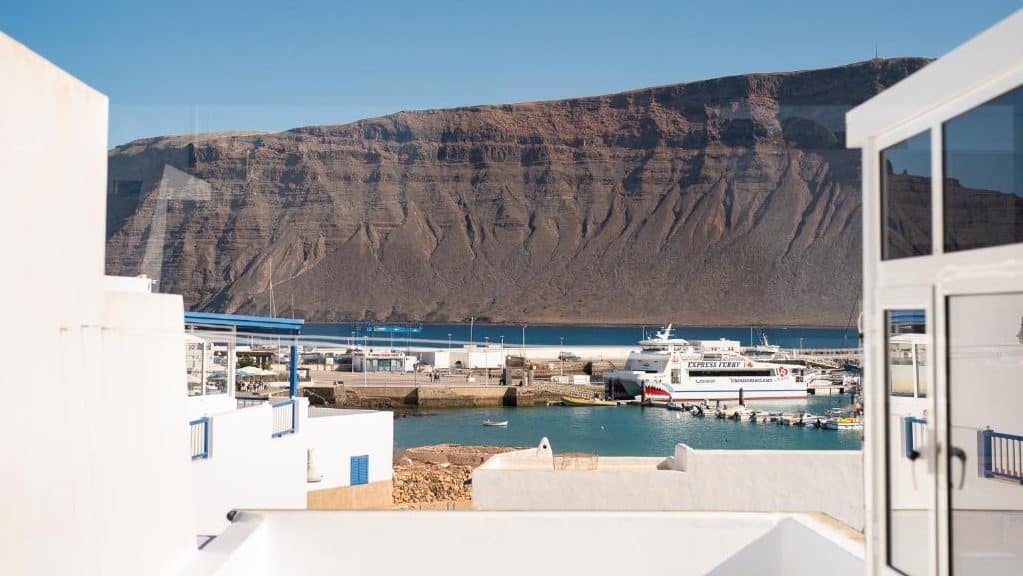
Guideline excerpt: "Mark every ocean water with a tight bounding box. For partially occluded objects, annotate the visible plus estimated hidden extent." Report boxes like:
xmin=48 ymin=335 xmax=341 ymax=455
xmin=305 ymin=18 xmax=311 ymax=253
xmin=304 ymin=322 xmax=859 ymax=350
xmin=395 ymin=396 xmax=862 ymax=456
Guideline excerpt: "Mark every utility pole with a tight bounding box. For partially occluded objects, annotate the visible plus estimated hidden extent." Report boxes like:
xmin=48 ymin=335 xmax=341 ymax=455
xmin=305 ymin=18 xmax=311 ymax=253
xmin=560 ymin=337 xmax=565 ymax=378
xmin=521 ymin=324 xmax=527 ymax=357
xmin=469 ymin=316 xmax=475 ymax=346
xmin=484 ymin=336 xmax=490 ymax=386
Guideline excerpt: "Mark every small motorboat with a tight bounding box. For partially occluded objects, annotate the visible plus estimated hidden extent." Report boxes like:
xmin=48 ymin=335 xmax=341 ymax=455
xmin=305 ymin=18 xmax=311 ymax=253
xmin=482 ymin=420 xmax=509 ymax=427
xmin=824 ymin=417 xmax=862 ymax=431
xmin=561 ymin=395 xmax=618 ymax=407
xmin=666 ymin=401 xmax=685 ymax=411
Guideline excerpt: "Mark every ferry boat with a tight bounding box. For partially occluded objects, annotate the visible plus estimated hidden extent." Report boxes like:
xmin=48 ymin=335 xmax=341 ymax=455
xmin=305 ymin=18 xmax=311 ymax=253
xmin=603 ymin=325 xmax=806 ymax=402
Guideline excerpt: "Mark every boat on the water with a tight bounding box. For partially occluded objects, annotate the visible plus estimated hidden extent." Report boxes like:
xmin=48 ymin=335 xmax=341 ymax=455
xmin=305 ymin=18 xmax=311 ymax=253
xmin=823 ymin=417 xmax=862 ymax=431
xmin=665 ymin=401 xmax=685 ymax=411
xmin=482 ymin=420 xmax=508 ymax=427
xmin=561 ymin=395 xmax=618 ymax=407
xmin=603 ymin=325 xmax=807 ymax=402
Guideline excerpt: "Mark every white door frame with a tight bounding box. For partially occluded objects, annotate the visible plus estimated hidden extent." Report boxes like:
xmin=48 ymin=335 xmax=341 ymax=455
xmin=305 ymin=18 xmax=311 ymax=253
xmin=935 ymin=268 xmax=1023 ymax=576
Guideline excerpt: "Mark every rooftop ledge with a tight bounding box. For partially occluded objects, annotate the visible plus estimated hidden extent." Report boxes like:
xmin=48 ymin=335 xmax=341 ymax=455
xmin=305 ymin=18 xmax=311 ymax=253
xmin=184 ymin=510 xmax=864 ymax=576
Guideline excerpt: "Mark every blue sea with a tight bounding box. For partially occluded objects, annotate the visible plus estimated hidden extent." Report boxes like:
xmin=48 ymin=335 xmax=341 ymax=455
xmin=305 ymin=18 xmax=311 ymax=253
xmin=303 ymin=322 xmax=859 ymax=350
xmin=395 ymin=396 xmax=862 ymax=456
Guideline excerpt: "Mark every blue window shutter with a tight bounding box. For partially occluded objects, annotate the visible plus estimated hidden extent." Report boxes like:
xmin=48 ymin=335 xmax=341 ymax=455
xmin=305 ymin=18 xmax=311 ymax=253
xmin=350 ymin=455 xmax=369 ymax=486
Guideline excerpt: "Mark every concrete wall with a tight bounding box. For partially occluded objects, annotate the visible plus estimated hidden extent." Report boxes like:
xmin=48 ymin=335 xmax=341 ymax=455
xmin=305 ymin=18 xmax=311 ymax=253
xmin=473 ymin=443 xmax=864 ymax=530
xmin=0 ymin=33 xmax=196 ymax=576
xmin=190 ymin=399 xmax=311 ymax=535
xmin=306 ymin=480 xmax=393 ymax=510
xmin=669 ymin=445 xmax=864 ymax=530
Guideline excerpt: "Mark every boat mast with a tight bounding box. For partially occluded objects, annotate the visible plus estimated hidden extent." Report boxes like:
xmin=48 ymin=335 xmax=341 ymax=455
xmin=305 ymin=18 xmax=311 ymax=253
xmin=268 ymin=257 xmax=276 ymax=317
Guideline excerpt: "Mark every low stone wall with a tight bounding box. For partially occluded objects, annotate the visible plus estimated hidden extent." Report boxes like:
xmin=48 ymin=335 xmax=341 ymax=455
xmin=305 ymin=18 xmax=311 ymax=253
xmin=331 ymin=384 xmax=563 ymax=408
xmin=530 ymin=381 xmax=606 ymax=399
xmin=416 ymin=386 xmax=513 ymax=408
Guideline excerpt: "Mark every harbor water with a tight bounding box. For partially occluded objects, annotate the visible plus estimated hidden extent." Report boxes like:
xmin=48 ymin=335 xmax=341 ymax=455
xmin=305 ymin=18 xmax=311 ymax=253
xmin=395 ymin=396 xmax=862 ymax=456
xmin=304 ymin=322 xmax=858 ymax=350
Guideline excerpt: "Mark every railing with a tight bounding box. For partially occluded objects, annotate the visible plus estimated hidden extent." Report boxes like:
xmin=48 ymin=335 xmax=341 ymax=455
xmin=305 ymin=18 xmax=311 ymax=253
xmin=271 ymin=399 xmax=297 ymax=438
xmin=903 ymin=416 xmax=927 ymax=460
xmin=237 ymin=395 xmax=269 ymax=408
xmin=190 ymin=417 xmax=210 ymax=460
xmin=979 ymin=428 xmax=1023 ymax=484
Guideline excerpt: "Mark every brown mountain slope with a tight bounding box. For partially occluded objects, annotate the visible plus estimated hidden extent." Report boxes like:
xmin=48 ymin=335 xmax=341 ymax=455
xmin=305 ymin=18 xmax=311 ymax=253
xmin=105 ymin=58 xmax=931 ymax=325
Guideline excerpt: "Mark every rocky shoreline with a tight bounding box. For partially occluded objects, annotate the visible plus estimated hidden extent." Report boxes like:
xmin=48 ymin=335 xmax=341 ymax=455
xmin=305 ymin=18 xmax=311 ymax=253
xmin=392 ymin=444 xmax=518 ymax=509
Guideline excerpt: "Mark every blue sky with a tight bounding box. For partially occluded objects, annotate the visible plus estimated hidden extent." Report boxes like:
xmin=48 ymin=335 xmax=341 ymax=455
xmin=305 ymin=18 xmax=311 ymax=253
xmin=4 ymin=1 xmax=1020 ymax=146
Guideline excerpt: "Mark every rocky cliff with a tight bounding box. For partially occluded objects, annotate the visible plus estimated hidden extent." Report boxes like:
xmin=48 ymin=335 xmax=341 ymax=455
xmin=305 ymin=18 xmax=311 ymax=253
xmin=105 ymin=58 xmax=931 ymax=325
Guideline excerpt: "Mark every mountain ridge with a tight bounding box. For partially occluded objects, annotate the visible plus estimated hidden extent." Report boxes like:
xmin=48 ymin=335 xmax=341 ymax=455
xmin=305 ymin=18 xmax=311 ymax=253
xmin=105 ymin=57 xmax=932 ymax=325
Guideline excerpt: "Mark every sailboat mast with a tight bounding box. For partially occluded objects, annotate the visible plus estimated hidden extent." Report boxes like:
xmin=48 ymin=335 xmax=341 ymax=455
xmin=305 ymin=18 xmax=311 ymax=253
xmin=268 ymin=257 xmax=276 ymax=317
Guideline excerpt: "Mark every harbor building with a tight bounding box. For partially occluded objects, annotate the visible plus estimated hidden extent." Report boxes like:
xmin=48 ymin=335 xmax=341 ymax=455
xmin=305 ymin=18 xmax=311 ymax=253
xmin=351 ymin=348 xmax=418 ymax=372
xmin=415 ymin=344 xmax=507 ymax=371
xmin=4 ymin=7 xmax=1023 ymax=576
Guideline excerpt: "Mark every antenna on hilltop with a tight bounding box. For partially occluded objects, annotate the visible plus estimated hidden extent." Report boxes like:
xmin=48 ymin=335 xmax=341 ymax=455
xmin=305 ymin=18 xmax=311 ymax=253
xmin=874 ymin=44 xmax=880 ymax=60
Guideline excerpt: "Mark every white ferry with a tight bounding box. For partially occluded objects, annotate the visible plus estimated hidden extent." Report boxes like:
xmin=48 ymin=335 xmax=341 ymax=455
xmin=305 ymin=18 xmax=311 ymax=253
xmin=603 ymin=325 xmax=806 ymax=402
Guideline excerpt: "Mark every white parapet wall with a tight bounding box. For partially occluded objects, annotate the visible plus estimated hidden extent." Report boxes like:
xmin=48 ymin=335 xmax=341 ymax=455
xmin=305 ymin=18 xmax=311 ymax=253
xmin=472 ymin=442 xmax=864 ymax=530
xmin=190 ymin=398 xmax=311 ymax=535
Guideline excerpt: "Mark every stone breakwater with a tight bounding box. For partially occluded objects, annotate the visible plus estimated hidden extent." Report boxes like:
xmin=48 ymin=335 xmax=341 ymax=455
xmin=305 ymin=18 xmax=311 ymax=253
xmin=305 ymin=383 xmax=603 ymax=409
xmin=392 ymin=444 xmax=518 ymax=508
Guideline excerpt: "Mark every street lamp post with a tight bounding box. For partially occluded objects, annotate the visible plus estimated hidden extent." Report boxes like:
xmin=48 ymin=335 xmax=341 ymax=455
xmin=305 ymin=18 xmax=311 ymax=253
xmin=469 ymin=316 xmax=475 ymax=345
xmin=484 ymin=336 xmax=490 ymax=386
xmin=560 ymin=337 xmax=565 ymax=378
xmin=521 ymin=324 xmax=527 ymax=357
xmin=448 ymin=333 xmax=452 ymax=350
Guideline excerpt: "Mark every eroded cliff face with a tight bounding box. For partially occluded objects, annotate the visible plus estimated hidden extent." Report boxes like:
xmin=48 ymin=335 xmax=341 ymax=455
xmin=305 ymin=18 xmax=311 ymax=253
xmin=105 ymin=58 xmax=931 ymax=325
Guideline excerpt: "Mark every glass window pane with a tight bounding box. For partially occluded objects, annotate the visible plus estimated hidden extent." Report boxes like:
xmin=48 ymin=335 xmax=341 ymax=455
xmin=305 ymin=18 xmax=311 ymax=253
xmin=881 ymin=131 xmax=933 ymax=260
xmin=885 ymin=309 xmax=931 ymax=576
xmin=915 ymin=344 xmax=928 ymax=398
xmin=948 ymin=293 xmax=1023 ymax=574
xmin=943 ymin=85 xmax=1023 ymax=252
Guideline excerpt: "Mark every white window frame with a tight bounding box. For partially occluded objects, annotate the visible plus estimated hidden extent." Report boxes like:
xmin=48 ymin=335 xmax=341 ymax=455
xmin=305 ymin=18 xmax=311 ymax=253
xmin=860 ymin=57 xmax=1023 ymax=576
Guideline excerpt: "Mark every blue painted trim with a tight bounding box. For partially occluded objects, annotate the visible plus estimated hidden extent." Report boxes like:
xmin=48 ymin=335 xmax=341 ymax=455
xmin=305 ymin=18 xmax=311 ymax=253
xmin=350 ymin=455 xmax=369 ymax=486
xmin=184 ymin=311 xmax=304 ymax=334
xmin=979 ymin=428 xmax=1023 ymax=484
xmin=271 ymin=399 xmax=297 ymax=438
xmin=289 ymin=340 xmax=298 ymax=398
xmin=190 ymin=417 xmax=210 ymax=460
xmin=903 ymin=416 xmax=926 ymax=460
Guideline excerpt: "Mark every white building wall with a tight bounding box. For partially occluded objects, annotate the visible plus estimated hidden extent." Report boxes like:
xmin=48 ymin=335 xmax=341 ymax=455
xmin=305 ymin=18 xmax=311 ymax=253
xmin=450 ymin=345 xmax=506 ymax=369
xmin=306 ymin=408 xmax=393 ymax=489
xmin=418 ymin=350 xmax=450 ymax=369
xmin=190 ymin=399 xmax=310 ymax=535
xmin=473 ymin=443 xmax=864 ymax=530
xmin=0 ymin=33 xmax=195 ymax=576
